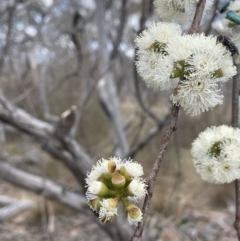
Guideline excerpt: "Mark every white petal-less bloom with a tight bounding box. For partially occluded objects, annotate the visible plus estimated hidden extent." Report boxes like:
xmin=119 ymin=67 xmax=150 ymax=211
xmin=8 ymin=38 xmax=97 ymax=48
xmin=127 ymin=209 xmax=143 ymax=225
xmin=88 ymin=181 xmax=103 ymax=195
xmin=99 ymin=199 xmax=118 ymax=222
xmin=191 ymin=125 xmax=240 ymax=184
xmin=135 ymin=22 xmax=182 ymax=50
xmin=185 ymin=34 xmax=236 ymax=82
xmin=154 ymin=0 xmax=213 ymax=25
xmin=135 ymin=22 xmax=183 ymax=90
xmin=191 ymin=125 xmax=237 ymax=159
xmin=170 ymin=74 xmax=224 ymax=116
xmin=86 ymin=190 xmax=98 ymax=202
xmin=85 ymin=168 xmax=103 ymax=187
xmin=166 ymin=34 xmax=193 ymax=62
xmin=136 ymin=50 xmax=176 ymax=90
xmin=124 ymin=160 xmax=144 ymax=177
xmin=127 ymin=178 xmax=147 ymax=202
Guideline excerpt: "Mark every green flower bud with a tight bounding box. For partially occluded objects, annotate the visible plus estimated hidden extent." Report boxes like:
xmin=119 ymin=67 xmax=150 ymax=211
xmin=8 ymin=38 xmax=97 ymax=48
xmin=88 ymin=181 xmax=116 ymax=198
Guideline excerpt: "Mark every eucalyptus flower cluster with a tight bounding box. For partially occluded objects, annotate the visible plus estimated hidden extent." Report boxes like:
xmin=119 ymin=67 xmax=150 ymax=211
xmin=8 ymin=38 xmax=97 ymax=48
xmin=135 ymin=22 xmax=237 ymax=116
xmin=191 ymin=125 xmax=240 ymax=184
xmin=154 ymin=0 xmax=213 ymax=25
xmin=85 ymin=157 xmax=147 ymax=225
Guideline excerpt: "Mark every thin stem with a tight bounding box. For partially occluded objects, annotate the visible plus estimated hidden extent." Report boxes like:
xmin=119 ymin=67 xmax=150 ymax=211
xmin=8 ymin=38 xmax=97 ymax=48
xmin=232 ymin=64 xmax=240 ymax=240
xmin=130 ymin=1 xmax=206 ymax=240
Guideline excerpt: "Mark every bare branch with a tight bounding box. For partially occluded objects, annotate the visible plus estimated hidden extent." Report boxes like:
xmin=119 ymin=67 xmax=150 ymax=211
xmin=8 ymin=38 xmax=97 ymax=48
xmin=0 ymin=195 xmax=16 ymax=205
xmin=110 ymin=0 xmax=127 ymax=60
xmin=0 ymin=200 xmax=36 ymax=222
xmin=126 ymin=113 xmax=170 ymax=159
xmin=0 ymin=161 xmax=86 ymax=211
xmin=0 ymin=94 xmax=93 ymax=186
xmin=0 ymin=4 xmax=16 ymax=74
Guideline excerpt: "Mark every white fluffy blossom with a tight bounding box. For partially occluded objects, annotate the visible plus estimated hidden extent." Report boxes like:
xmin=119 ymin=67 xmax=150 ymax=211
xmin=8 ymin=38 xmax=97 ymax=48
xmin=99 ymin=199 xmax=119 ymax=222
xmin=191 ymin=125 xmax=240 ymax=184
xmin=135 ymin=23 xmax=236 ymax=115
xmin=185 ymin=32 xmax=236 ymax=79
xmin=170 ymin=74 xmax=224 ymax=116
xmin=154 ymin=0 xmax=213 ymax=25
xmin=136 ymin=51 xmax=177 ymax=90
xmin=167 ymin=33 xmax=236 ymax=116
xmin=88 ymin=181 xmax=103 ymax=195
xmin=135 ymin=21 xmax=182 ymax=50
xmin=127 ymin=178 xmax=147 ymax=202
xmin=124 ymin=160 xmax=144 ymax=177
xmin=135 ymin=22 xmax=182 ymax=90
xmin=185 ymin=34 xmax=236 ymax=82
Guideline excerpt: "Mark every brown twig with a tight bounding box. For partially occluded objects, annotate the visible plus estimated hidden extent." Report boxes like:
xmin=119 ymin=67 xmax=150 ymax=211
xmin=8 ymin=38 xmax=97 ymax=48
xmin=232 ymin=64 xmax=240 ymax=240
xmin=130 ymin=1 xmax=206 ymax=240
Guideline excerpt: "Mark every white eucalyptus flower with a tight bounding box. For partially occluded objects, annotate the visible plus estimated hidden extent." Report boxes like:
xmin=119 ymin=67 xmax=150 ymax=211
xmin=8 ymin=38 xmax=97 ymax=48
xmin=135 ymin=22 xmax=183 ymax=90
xmin=99 ymin=198 xmax=119 ymax=222
xmin=191 ymin=125 xmax=240 ymax=184
xmin=136 ymin=50 xmax=176 ymax=90
xmin=135 ymin=21 xmax=182 ymax=51
xmin=170 ymin=74 xmax=224 ymax=116
xmin=123 ymin=160 xmax=144 ymax=177
xmin=185 ymin=34 xmax=236 ymax=82
xmin=127 ymin=178 xmax=147 ymax=202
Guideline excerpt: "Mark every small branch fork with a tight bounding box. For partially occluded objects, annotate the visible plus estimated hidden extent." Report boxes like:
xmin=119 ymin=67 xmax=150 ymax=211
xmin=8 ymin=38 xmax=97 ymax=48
xmin=232 ymin=64 xmax=240 ymax=240
xmin=130 ymin=1 xmax=206 ymax=240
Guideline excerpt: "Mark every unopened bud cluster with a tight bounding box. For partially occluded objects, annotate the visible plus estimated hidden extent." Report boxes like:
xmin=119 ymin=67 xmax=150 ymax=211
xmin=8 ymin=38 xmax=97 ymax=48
xmin=191 ymin=125 xmax=240 ymax=184
xmin=85 ymin=157 xmax=147 ymax=225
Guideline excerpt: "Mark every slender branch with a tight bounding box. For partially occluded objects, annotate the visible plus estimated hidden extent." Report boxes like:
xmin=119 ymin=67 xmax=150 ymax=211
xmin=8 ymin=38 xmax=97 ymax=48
xmin=130 ymin=1 xmax=206 ymax=240
xmin=0 ymin=200 xmax=36 ymax=222
xmin=130 ymin=105 xmax=180 ymax=241
xmin=110 ymin=0 xmax=127 ymax=60
xmin=126 ymin=113 xmax=170 ymax=159
xmin=0 ymin=4 xmax=16 ymax=74
xmin=0 ymin=94 xmax=93 ymax=187
xmin=188 ymin=0 xmax=206 ymax=35
xmin=232 ymin=64 xmax=240 ymax=240
xmin=0 ymin=161 xmax=86 ymax=210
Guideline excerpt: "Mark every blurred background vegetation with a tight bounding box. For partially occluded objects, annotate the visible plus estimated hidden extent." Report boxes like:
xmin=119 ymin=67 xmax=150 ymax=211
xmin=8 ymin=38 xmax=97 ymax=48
xmin=0 ymin=0 xmax=237 ymax=240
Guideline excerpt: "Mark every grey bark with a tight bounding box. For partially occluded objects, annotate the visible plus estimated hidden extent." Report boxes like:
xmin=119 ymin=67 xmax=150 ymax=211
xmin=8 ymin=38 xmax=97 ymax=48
xmin=0 ymin=161 xmax=86 ymax=211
